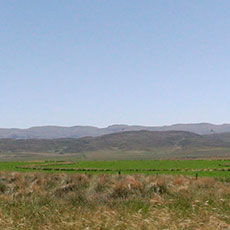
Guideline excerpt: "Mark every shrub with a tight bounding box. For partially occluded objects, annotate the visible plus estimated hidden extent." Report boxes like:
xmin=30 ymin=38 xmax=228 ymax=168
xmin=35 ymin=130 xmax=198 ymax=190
xmin=0 ymin=181 xmax=6 ymax=193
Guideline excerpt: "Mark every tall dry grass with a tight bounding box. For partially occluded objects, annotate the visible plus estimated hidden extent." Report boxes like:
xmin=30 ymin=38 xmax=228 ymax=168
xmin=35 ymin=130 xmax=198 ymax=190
xmin=0 ymin=172 xmax=230 ymax=229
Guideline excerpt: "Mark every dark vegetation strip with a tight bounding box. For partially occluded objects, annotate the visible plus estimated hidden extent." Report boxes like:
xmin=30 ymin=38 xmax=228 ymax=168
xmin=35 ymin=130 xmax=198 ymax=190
xmin=16 ymin=165 xmax=230 ymax=172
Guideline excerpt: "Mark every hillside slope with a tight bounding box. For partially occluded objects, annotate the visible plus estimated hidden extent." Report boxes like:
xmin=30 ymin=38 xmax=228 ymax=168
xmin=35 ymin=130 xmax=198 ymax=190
xmin=0 ymin=130 xmax=228 ymax=154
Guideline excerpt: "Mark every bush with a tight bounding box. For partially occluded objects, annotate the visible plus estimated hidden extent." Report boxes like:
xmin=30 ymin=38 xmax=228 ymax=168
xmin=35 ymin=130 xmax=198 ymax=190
xmin=0 ymin=181 xmax=7 ymax=193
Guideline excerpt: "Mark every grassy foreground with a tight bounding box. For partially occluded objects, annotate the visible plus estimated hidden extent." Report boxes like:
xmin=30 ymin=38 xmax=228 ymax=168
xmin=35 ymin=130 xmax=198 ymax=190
xmin=0 ymin=172 xmax=230 ymax=229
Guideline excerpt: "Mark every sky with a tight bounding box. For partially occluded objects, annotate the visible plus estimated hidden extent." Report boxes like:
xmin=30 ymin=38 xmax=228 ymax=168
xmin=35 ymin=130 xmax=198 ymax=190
xmin=1 ymin=0 xmax=230 ymax=128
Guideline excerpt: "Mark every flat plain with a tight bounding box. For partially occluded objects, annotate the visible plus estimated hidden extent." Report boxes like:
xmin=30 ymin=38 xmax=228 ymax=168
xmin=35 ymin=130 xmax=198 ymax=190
xmin=2 ymin=159 xmax=230 ymax=178
xmin=1 ymin=160 xmax=230 ymax=229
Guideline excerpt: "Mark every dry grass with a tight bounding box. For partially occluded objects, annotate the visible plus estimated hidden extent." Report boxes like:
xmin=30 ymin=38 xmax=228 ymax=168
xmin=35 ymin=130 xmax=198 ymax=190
xmin=0 ymin=172 xmax=230 ymax=229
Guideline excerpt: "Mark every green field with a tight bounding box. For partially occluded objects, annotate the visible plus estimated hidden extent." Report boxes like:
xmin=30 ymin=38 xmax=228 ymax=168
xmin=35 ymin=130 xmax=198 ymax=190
xmin=2 ymin=159 xmax=230 ymax=178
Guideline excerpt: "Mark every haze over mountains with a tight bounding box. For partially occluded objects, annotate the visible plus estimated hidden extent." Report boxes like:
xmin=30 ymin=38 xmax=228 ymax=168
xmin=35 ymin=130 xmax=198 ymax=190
xmin=1 ymin=123 xmax=230 ymax=139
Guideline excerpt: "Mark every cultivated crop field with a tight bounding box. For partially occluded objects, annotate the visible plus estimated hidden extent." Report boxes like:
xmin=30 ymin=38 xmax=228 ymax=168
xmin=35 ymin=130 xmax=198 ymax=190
xmin=2 ymin=159 xmax=230 ymax=178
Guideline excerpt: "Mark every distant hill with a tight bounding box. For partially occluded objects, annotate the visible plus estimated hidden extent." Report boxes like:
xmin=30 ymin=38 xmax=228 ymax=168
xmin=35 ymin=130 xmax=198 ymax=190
xmin=207 ymin=132 xmax=230 ymax=143
xmin=1 ymin=123 xmax=230 ymax=139
xmin=0 ymin=130 xmax=228 ymax=154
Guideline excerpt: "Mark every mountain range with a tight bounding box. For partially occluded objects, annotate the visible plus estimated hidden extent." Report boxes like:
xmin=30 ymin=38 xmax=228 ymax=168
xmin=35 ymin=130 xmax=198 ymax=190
xmin=0 ymin=130 xmax=230 ymax=160
xmin=1 ymin=123 xmax=230 ymax=139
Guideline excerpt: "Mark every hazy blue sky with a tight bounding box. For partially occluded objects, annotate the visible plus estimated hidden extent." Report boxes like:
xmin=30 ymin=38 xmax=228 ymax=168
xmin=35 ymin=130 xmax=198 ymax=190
xmin=1 ymin=1 xmax=230 ymax=128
